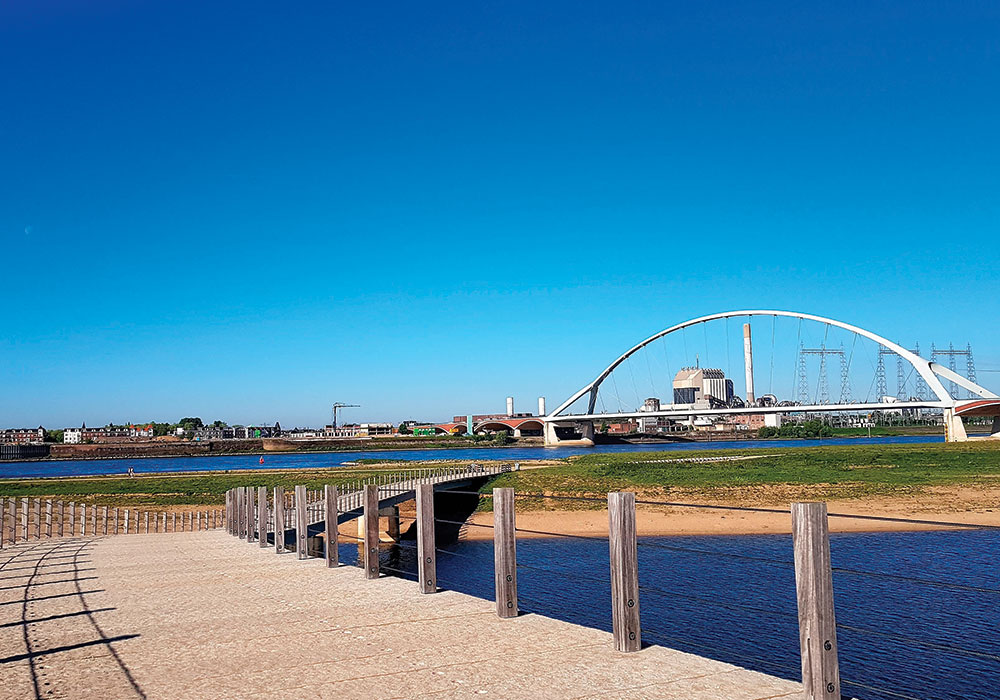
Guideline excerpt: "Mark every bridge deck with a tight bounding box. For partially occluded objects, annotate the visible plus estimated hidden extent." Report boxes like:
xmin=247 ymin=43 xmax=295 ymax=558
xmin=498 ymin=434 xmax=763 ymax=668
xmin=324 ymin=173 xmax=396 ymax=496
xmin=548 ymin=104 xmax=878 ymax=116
xmin=1 ymin=532 xmax=801 ymax=699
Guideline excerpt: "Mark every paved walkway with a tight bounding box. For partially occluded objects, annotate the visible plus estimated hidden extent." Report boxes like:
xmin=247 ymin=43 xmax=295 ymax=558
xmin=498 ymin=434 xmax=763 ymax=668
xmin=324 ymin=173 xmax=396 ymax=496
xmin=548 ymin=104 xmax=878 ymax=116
xmin=0 ymin=532 xmax=801 ymax=699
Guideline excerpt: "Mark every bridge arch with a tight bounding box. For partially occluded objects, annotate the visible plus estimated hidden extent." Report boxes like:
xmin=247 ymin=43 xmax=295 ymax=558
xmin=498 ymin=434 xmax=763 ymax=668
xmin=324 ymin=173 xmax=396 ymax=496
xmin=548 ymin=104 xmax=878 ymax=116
xmin=549 ymin=309 xmax=995 ymax=418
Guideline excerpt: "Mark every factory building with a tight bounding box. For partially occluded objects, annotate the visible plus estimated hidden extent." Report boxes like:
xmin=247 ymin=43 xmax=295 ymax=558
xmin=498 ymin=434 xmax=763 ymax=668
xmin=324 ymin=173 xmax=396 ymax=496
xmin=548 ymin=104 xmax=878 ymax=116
xmin=672 ymin=368 xmax=734 ymax=407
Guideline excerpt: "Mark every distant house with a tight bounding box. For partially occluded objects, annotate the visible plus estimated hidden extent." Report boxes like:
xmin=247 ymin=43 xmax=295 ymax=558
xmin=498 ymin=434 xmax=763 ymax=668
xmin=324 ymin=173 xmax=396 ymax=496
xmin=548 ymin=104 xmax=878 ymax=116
xmin=65 ymin=424 xmax=142 ymax=443
xmin=194 ymin=426 xmax=236 ymax=440
xmin=0 ymin=426 xmax=45 ymax=444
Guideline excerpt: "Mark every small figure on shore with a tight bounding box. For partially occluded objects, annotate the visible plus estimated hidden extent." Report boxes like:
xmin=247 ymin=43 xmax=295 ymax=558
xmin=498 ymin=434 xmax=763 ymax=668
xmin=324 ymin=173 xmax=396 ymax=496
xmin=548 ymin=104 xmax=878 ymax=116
xmin=259 ymin=456 xmax=264 ymax=465
xmin=127 ymin=466 xmax=134 ymax=478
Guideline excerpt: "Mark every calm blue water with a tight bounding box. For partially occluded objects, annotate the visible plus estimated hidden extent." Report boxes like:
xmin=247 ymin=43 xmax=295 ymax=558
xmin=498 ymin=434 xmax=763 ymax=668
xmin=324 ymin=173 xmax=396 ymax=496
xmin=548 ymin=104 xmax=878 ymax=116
xmin=342 ymin=528 xmax=998 ymax=700
xmin=1 ymin=435 xmax=942 ymax=479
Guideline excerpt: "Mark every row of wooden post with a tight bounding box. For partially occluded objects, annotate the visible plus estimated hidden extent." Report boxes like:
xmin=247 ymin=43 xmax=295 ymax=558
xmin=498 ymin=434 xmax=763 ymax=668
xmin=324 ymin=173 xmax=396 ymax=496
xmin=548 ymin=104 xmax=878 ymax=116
xmin=0 ymin=498 xmax=224 ymax=546
xmin=223 ymin=484 xmax=839 ymax=699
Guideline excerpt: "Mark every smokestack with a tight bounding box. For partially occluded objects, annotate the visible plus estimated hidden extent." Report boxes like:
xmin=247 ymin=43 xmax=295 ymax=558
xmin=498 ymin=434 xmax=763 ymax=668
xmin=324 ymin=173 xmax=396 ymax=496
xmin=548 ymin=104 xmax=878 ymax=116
xmin=538 ymin=396 xmax=546 ymax=416
xmin=506 ymin=396 xmax=514 ymax=417
xmin=743 ymin=323 xmax=755 ymax=404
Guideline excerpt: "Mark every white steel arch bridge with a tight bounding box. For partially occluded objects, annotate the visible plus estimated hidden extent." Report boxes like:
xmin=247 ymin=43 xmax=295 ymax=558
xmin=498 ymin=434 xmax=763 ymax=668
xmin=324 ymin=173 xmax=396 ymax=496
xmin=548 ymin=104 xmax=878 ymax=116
xmin=543 ymin=310 xmax=1000 ymax=446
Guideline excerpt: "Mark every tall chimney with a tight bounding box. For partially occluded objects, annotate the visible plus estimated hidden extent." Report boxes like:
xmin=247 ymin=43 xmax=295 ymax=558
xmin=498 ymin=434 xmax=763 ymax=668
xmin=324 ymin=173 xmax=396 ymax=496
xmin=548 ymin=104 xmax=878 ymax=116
xmin=537 ymin=396 xmax=546 ymax=416
xmin=506 ymin=396 xmax=514 ymax=417
xmin=743 ymin=323 xmax=755 ymax=404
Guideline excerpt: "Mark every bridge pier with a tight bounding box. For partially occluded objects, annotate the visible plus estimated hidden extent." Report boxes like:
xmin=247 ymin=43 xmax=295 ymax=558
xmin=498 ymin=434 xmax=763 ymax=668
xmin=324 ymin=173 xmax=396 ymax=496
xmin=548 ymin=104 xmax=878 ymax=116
xmin=944 ymin=408 xmax=969 ymax=442
xmin=543 ymin=420 xmax=594 ymax=447
xmin=357 ymin=506 xmax=404 ymax=543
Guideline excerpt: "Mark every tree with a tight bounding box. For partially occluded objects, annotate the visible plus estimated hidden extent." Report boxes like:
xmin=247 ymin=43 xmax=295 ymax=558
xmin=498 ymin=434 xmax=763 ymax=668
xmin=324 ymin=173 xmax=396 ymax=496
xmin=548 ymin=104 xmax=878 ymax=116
xmin=45 ymin=429 xmax=64 ymax=443
xmin=397 ymin=423 xmax=412 ymax=435
xmin=179 ymin=417 xmax=203 ymax=431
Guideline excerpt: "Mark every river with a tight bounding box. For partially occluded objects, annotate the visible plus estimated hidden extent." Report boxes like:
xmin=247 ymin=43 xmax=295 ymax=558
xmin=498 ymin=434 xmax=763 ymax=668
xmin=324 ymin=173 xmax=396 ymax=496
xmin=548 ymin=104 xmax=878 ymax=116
xmin=2 ymin=435 xmax=943 ymax=479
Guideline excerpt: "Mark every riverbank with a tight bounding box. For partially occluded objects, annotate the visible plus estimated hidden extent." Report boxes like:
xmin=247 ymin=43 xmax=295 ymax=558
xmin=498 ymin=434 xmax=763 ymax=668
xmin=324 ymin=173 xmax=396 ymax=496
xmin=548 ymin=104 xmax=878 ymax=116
xmin=464 ymin=484 xmax=1000 ymax=537
xmin=4 ymin=442 xmax=999 ymax=532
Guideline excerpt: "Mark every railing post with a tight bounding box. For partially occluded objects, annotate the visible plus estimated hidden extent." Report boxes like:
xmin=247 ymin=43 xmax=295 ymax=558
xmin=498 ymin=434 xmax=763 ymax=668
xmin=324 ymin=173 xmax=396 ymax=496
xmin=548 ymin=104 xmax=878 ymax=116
xmin=247 ymin=487 xmax=256 ymax=542
xmin=34 ymin=499 xmax=41 ymax=539
xmin=493 ymin=487 xmax=518 ymax=617
xmin=124 ymin=508 xmax=130 ymax=535
xmin=416 ymin=483 xmax=436 ymax=593
xmin=274 ymin=487 xmax=285 ymax=553
xmin=58 ymin=501 xmax=65 ymax=537
xmin=45 ymin=500 xmax=52 ymax=537
xmin=324 ymin=485 xmax=339 ymax=567
xmin=294 ymin=485 xmax=308 ymax=558
xmin=608 ymin=491 xmax=641 ymax=652
xmin=0 ymin=498 xmax=5 ymax=548
xmin=364 ymin=484 xmax=379 ymax=578
xmin=69 ymin=502 xmax=76 ymax=537
xmin=792 ymin=502 xmax=841 ymax=700
xmin=102 ymin=506 xmax=109 ymax=535
xmin=144 ymin=511 xmax=149 ymax=533
xmin=257 ymin=487 xmax=267 ymax=546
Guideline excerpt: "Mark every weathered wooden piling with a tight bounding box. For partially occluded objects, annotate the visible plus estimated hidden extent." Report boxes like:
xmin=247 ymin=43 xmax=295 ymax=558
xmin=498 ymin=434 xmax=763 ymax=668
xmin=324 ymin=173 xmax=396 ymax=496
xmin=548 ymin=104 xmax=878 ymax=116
xmin=274 ymin=487 xmax=285 ymax=553
xmin=364 ymin=484 xmax=379 ymax=578
xmin=417 ymin=483 xmax=436 ymax=594
xmin=324 ymin=485 xmax=338 ymax=567
xmin=295 ymin=485 xmax=308 ymax=558
xmin=493 ymin=487 xmax=518 ymax=618
xmin=608 ymin=491 xmax=641 ymax=652
xmin=792 ymin=502 xmax=841 ymax=700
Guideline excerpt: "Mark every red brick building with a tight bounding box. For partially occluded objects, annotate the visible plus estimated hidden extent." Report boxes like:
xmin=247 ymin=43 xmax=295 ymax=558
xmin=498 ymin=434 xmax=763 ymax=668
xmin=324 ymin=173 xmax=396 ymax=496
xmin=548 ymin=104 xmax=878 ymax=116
xmin=0 ymin=426 xmax=46 ymax=444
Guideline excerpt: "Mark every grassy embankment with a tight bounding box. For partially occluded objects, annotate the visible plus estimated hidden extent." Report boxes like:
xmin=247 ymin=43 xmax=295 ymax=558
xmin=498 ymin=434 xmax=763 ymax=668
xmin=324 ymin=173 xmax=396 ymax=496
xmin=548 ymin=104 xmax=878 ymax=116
xmin=0 ymin=463 xmax=441 ymax=508
xmin=481 ymin=441 xmax=1000 ymax=510
xmin=3 ymin=442 xmax=999 ymax=511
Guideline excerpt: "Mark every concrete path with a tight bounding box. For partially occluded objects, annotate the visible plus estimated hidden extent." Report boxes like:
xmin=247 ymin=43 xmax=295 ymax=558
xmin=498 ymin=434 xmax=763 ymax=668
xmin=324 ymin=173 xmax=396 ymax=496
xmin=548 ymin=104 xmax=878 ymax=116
xmin=0 ymin=532 xmax=801 ymax=699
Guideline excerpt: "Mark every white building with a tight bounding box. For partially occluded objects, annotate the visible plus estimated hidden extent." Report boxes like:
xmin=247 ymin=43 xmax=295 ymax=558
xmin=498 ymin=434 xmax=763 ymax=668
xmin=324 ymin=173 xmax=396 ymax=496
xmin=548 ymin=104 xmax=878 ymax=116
xmin=63 ymin=427 xmax=82 ymax=444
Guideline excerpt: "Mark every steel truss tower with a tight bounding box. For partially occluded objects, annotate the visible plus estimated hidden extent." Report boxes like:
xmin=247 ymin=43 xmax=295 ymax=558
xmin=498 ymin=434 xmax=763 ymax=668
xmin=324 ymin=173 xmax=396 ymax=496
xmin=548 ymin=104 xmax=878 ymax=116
xmin=930 ymin=343 xmax=978 ymax=399
xmin=799 ymin=344 xmax=851 ymax=405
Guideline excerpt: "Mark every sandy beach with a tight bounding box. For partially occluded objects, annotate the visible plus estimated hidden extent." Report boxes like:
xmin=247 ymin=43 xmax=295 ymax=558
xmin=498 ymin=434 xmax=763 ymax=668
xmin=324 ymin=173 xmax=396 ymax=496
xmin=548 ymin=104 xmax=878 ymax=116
xmin=460 ymin=484 xmax=1000 ymax=538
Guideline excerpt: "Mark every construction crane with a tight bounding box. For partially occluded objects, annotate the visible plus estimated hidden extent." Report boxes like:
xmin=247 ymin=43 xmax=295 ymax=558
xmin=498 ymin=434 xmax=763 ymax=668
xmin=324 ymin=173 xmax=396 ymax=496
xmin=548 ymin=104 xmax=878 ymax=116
xmin=331 ymin=403 xmax=360 ymax=429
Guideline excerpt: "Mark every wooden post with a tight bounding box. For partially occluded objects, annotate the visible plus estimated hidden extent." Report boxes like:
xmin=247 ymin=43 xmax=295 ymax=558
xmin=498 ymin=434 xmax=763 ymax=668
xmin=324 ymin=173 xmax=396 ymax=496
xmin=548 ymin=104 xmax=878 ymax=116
xmin=416 ymin=483 xmax=436 ymax=593
xmin=0 ymin=498 xmax=5 ymax=547
xmin=69 ymin=502 xmax=76 ymax=537
xmin=58 ymin=501 xmax=65 ymax=537
xmin=608 ymin=491 xmax=641 ymax=652
xmin=324 ymin=485 xmax=338 ymax=567
xmin=34 ymin=499 xmax=41 ymax=539
xmin=171 ymin=512 xmax=176 ymax=532
xmin=295 ymin=485 xmax=308 ymax=558
xmin=792 ymin=502 xmax=841 ymax=700
xmin=493 ymin=487 xmax=518 ymax=617
xmin=364 ymin=484 xmax=379 ymax=578
xmin=274 ymin=487 xmax=285 ymax=553
xmin=21 ymin=498 xmax=28 ymax=540
xmin=102 ymin=506 xmax=109 ymax=535
xmin=45 ymin=500 xmax=53 ymax=537
xmin=257 ymin=487 xmax=267 ymax=547
xmin=238 ymin=488 xmax=246 ymax=538
xmin=124 ymin=508 xmax=131 ymax=534
xmin=161 ymin=512 xmax=166 ymax=533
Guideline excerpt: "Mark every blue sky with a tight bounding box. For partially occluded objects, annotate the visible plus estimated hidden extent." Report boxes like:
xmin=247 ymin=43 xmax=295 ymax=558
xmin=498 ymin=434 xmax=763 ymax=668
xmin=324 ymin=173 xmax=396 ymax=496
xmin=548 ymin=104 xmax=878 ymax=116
xmin=2 ymin=1 xmax=999 ymax=428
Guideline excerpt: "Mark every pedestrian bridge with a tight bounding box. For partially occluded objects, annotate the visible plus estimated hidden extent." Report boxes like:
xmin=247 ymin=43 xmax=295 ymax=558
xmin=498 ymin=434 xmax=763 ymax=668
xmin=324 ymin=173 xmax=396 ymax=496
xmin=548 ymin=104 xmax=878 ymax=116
xmin=542 ymin=309 xmax=1000 ymax=445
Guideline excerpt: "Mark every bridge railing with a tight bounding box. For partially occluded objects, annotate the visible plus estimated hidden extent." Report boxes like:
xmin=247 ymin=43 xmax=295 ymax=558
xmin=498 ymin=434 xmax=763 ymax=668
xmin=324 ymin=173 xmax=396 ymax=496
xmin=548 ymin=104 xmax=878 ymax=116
xmin=0 ymin=498 xmax=224 ymax=545
xmin=223 ymin=477 xmax=1000 ymax=700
